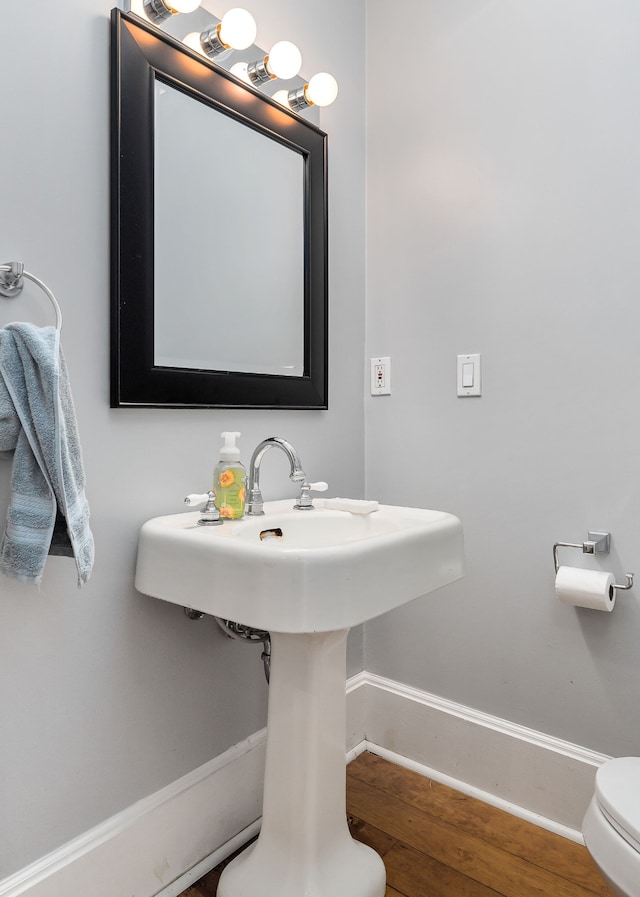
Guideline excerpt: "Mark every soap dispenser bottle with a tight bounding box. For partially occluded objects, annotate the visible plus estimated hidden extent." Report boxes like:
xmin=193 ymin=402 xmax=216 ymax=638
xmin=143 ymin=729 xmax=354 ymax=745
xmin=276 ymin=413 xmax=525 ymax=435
xmin=213 ymin=432 xmax=246 ymax=519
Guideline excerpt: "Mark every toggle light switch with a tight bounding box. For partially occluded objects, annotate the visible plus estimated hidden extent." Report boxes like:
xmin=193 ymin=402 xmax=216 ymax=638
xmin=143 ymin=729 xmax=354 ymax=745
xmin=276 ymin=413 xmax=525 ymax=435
xmin=457 ymin=354 xmax=481 ymax=397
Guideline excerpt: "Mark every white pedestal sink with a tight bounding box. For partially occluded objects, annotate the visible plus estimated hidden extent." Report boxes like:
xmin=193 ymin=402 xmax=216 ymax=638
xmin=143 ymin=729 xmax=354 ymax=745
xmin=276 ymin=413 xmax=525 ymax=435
xmin=135 ymin=500 xmax=463 ymax=897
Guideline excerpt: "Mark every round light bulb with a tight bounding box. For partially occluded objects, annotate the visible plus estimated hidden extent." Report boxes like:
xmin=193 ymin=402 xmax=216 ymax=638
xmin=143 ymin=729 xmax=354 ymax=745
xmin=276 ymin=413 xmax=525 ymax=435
xmin=183 ymin=31 xmax=206 ymax=54
xmin=267 ymin=41 xmax=302 ymax=80
xmin=167 ymin=0 xmax=200 ymax=13
xmin=230 ymin=61 xmax=251 ymax=84
xmin=272 ymin=89 xmax=291 ymax=106
xmin=219 ymin=8 xmax=257 ymax=50
xmin=306 ymin=72 xmax=338 ymax=107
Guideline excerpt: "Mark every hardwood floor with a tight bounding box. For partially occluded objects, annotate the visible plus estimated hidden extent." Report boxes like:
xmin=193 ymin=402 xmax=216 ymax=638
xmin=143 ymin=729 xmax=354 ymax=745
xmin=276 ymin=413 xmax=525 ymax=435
xmin=180 ymin=751 xmax=614 ymax=897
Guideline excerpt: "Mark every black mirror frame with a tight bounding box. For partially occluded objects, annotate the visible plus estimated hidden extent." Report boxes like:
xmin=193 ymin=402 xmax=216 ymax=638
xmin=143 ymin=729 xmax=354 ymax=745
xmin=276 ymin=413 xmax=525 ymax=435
xmin=110 ymin=10 xmax=328 ymax=409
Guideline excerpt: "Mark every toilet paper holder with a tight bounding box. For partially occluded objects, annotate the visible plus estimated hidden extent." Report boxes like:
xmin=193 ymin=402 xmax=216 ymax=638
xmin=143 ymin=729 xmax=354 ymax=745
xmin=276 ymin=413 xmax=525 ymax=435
xmin=553 ymin=532 xmax=634 ymax=593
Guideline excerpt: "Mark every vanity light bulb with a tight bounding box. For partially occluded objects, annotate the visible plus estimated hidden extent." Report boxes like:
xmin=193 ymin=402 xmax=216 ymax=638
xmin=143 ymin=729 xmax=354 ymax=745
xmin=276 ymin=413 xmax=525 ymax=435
xmin=230 ymin=61 xmax=251 ymax=83
xmin=272 ymin=89 xmax=291 ymax=106
xmin=267 ymin=41 xmax=302 ymax=80
xmin=306 ymin=72 xmax=338 ymax=107
xmin=219 ymin=8 xmax=257 ymax=50
xmin=167 ymin=0 xmax=200 ymax=13
xmin=183 ymin=31 xmax=206 ymax=54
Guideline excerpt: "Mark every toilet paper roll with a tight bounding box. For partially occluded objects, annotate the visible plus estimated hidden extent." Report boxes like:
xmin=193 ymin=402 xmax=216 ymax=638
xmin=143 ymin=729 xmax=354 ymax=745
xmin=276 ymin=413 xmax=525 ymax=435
xmin=555 ymin=566 xmax=616 ymax=611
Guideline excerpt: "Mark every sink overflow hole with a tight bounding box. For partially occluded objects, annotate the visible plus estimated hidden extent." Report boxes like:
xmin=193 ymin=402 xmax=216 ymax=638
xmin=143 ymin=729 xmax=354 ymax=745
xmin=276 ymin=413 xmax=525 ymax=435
xmin=260 ymin=527 xmax=284 ymax=541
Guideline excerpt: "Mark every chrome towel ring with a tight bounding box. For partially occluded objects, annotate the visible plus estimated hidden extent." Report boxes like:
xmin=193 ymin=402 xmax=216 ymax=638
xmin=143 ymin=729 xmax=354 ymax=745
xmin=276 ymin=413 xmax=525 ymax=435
xmin=0 ymin=262 xmax=63 ymax=331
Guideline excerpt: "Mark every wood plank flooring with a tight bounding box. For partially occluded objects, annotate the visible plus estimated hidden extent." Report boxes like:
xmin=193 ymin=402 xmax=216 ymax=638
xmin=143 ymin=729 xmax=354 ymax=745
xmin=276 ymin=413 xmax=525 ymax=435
xmin=180 ymin=751 xmax=614 ymax=897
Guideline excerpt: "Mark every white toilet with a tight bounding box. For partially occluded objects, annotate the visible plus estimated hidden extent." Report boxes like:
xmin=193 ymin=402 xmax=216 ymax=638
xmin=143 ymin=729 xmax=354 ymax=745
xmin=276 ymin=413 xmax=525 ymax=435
xmin=583 ymin=757 xmax=640 ymax=897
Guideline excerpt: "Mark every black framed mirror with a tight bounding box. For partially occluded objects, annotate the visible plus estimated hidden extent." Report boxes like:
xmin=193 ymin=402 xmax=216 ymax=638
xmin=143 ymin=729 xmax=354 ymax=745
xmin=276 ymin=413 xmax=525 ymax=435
xmin=110 ymin=10 xmax=328 ymax=408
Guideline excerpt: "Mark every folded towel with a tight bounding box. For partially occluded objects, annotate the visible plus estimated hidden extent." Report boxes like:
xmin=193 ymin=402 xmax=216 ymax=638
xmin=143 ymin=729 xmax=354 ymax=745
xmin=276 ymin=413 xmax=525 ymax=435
xmin=0 ymin=323 xmax=94 ymax=586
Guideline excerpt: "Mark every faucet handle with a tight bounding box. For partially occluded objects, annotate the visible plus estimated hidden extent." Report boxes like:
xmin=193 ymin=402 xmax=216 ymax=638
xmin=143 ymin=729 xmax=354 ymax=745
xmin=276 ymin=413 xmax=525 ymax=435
xmin=184 ymin=491 xmax=223 ymax=526
xmin=184 ymin=493 xmax=210 ymax=506
xmin=294 ymin=480 xmax=328 ymax=510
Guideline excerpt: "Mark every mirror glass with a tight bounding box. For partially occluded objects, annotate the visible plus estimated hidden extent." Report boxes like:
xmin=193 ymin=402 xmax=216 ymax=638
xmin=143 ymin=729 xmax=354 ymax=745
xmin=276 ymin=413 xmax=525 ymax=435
xmin=154 ymin=80 xmax=305 ymax=376
xmin=111 ymin=10 xmax=328 ymax=408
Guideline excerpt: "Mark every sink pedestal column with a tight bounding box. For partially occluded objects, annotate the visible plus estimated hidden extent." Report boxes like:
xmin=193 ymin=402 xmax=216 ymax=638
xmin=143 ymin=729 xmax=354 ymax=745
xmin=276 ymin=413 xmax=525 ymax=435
xmin=218 ymin=628 xmax=386 ymax=897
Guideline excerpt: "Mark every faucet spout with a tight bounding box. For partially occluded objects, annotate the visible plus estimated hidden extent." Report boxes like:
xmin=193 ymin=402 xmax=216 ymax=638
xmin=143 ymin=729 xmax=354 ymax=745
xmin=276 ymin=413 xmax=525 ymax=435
xmin=246 ymin=437 xmax=307 ymax=516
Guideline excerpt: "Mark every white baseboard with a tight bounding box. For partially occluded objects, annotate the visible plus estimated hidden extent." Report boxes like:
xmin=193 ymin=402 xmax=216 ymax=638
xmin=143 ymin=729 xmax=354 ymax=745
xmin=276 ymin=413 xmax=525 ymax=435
xmin=0 ymin=672 xmax=609 ymax=897
xmin=357 ymin=671 xmax=609 ymax=841
xmin=0 ymin=730 xmax=267 ymax=897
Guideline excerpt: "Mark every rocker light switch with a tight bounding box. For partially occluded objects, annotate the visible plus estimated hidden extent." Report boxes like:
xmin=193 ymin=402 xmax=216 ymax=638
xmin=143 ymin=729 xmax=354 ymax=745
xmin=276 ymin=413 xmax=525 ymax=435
xmin=457 ymin=354 xmax=481 ymax=397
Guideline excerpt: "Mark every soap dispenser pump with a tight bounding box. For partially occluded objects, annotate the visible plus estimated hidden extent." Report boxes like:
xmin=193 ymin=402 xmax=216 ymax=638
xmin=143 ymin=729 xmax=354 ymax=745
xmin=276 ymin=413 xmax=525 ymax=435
xmin=214 ymin=431 xmax=247 ymax=519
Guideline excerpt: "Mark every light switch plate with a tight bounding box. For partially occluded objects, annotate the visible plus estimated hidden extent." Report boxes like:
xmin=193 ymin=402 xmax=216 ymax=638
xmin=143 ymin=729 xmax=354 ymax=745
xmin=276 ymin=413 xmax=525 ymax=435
xmin=457 ymin=354 xmax=481 ymax=396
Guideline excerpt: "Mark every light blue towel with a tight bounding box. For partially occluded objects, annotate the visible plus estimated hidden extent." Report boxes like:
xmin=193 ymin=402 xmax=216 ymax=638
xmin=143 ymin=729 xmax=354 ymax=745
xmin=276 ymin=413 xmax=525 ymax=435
xmin=0 ymin=323 xmax=94 ymax=586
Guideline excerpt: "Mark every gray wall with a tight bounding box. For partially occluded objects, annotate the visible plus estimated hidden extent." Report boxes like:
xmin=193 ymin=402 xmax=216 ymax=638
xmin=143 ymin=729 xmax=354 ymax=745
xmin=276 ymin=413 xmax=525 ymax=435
xmin=6 ymin=0 xmax=640 ymax=882
xmin=0 ymin=0 xmax=365 ymax=877
xmin=365 ymin=0 xmax=640 ymax=757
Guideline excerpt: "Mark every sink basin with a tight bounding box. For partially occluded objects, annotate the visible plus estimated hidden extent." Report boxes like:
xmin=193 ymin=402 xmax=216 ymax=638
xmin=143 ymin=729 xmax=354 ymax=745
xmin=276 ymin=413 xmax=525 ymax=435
xmin=135 ymin=499 xmax=463 ymax=632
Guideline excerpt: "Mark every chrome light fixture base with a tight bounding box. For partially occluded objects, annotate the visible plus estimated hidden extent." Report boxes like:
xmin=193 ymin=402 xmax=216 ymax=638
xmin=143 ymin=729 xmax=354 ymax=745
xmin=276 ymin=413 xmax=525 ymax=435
xmin=287 ymin=85 xmax=310 ymax=112
xmin=199 ymin=24 xmax=228 ymax=57
xmin=143 ymin=0 xmax=173 ymax=23
xmin=247 ymin=57 xmax=272 ymax=85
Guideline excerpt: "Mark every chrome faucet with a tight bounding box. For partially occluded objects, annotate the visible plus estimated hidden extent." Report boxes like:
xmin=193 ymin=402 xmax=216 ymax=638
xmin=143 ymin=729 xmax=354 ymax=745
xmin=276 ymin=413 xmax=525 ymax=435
xmin=246 ymin=437 xmax=310 ymax=516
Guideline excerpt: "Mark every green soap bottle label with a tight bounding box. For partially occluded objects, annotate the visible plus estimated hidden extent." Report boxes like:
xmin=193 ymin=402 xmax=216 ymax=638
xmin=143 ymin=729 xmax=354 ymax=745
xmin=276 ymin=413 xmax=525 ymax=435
xmin=215 ymin=466 xmax=246 ymax=519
